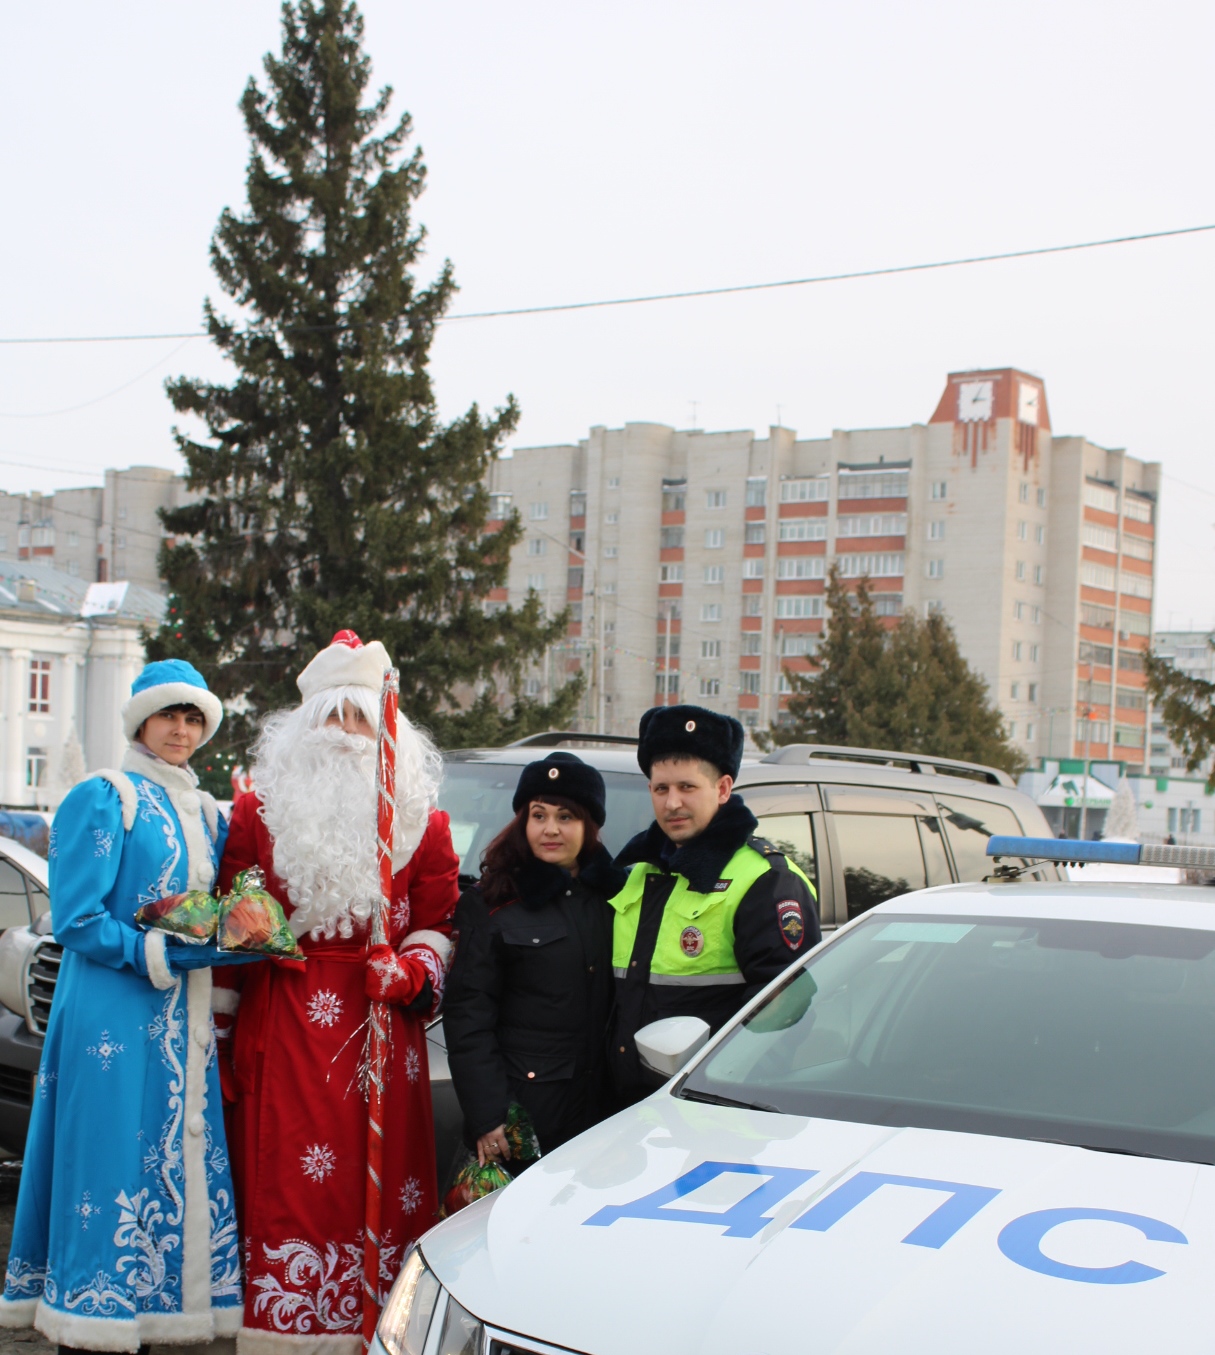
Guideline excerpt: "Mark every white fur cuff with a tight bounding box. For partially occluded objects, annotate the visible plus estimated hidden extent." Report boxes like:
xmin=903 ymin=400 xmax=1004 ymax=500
xmin=144 ymin=931 xmax=177 ymax=991
xmin=211 ymin=987 xmax=241 ymax=1015
xmin=401 ymin=929 xmax=452 ymax=967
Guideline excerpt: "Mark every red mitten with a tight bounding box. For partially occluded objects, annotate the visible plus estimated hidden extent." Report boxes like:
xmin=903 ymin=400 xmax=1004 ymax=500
xmin=365 ymin=944 xmax=427 ymax=1005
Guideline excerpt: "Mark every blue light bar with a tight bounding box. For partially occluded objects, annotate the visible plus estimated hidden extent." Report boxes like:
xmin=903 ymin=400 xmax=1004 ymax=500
xmin=987 ymin=836 xmax=1215 ymax=869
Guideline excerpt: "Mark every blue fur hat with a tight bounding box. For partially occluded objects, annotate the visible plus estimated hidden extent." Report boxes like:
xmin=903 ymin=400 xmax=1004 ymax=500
xmin=122 ymin=659 xmax=223 ymax=746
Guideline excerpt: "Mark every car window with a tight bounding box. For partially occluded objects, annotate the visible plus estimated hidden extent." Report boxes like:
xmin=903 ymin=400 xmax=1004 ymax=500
xmin=832 ymin=814 xmax=927 ymax=918
xmin=918 ymin=816 xmax=952 ymax=886
xmin=681 ymin=913 xmax=1215 ymax=1164
xmin=936 ymin=795 xmax=1024 ymax=881
xmin=26 ymin=877 xmax=50 ymax=921
xmin=754 ymin=813 xmax=817 ymax=894
xmin=439 ymin=763 xmax=653 ymax=879
xmin=0 ymin=859 xmax=31 ymax=930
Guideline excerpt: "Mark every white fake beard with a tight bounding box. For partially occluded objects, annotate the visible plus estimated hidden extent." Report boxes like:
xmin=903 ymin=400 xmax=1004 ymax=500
xmin=251 ymin=716 xmax=439 ymax=940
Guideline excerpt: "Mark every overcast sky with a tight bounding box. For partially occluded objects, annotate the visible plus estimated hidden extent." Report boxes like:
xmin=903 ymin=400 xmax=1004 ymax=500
xmin=1 ymin=0 xmax=1213 ymax=627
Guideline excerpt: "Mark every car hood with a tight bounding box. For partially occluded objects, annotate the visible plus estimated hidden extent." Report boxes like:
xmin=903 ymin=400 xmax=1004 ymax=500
xmin=422 ymin=1095 xmax=1212 ymax=1355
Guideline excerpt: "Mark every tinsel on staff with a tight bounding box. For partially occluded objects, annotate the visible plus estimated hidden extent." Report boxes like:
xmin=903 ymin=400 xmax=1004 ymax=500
xmin=363 ymin=667 xmax=399 ymax=1350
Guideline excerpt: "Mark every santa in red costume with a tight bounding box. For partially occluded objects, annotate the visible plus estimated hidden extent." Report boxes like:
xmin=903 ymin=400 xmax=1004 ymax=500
xmin=214 ymin=631 xmax=458 ymax=1355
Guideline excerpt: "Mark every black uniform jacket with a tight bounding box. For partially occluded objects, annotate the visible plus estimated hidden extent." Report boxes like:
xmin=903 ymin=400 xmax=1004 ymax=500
xmin=610 ymin=794 xmax=821 ymax=1102
xmin=444 ymin=846 xmax=626 ymax=1155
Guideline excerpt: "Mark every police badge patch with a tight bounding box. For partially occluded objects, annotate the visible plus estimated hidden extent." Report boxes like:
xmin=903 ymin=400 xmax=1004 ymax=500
xmin=776 ymin=900 xmax=805 ymax=950
xmin=680 ymin=926 xmax=705 ymax=957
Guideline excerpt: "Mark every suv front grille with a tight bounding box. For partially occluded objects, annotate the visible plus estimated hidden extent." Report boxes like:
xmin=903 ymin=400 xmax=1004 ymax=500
xmin=0 ymin=1066 xmax=32 ymax=1106
xmin=27 ymin=941 xmax=63 ymax=1035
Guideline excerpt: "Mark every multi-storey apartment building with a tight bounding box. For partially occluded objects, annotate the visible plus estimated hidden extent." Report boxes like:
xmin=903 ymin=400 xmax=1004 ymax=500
xmin=0 ymin=466 xmax=192 ymax=592
xmin=487 ymin=368 xmax=1160 ymax=767
xmin=1147 ymin=630 xmax=1215 ymax=781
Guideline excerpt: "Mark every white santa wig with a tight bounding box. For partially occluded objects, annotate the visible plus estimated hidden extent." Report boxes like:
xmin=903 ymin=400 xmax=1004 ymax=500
xmin=249 ymin=684 xmax=443 ymax=939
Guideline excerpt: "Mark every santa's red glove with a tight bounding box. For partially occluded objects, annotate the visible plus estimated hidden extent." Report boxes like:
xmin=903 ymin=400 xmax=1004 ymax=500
xmin=365 ymin=932 xmax=452 ymax=1017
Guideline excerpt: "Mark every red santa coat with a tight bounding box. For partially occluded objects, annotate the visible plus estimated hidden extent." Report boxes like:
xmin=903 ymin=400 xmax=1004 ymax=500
xmin=215 ymin=794 xmax=458 ymax=1355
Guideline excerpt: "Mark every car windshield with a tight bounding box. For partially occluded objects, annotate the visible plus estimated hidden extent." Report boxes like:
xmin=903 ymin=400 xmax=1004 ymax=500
xmin=679 ymin=912 xmax=1215 ymax=1164
xmin=439 ymin=761 xmax=654 ymax=879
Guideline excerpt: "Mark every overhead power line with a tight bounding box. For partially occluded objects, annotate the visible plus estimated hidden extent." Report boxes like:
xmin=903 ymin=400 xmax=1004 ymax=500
xmin=0 ymin=222 xmax=1211 ymax=346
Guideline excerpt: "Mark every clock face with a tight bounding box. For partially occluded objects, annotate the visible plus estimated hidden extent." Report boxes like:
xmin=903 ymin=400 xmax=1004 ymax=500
xmin=1018 ymin=382 xmax=1040 ymax=426
xmin=957 ymin=380 xmax=994 ymax=422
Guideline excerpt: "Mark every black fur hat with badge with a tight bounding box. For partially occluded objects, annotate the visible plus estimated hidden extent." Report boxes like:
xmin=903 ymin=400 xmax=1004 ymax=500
xmin=512 ymin=751 xmax=607 ymax=826
xmin=636 ymin=704 xmax=745 ymax=780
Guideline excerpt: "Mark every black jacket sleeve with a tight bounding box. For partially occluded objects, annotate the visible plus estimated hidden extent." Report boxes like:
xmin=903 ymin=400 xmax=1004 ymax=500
xmin=443 ymin=886 xmax=510 ymax=1141
xmin=732 ymin=854 xmax=821 ymax=1000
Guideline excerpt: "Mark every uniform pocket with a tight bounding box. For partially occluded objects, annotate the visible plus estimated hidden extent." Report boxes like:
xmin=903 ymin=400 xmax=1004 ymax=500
xmin=499 ymin=920 xmax=569 ymax=948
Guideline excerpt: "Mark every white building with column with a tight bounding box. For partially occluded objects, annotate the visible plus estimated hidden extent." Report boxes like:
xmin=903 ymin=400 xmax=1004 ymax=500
xmin=0 ymin=560 xmax=164 ymax=808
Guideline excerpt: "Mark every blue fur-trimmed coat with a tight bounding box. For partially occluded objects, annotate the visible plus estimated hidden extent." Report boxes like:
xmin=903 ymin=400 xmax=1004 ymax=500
xmin=0 ymin=750 xmax=242 ymax=1351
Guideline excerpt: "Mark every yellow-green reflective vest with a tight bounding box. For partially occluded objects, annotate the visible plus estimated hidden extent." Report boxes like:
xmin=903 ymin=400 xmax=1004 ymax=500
xmin=608 ymin=841 xmax=814 ymax=986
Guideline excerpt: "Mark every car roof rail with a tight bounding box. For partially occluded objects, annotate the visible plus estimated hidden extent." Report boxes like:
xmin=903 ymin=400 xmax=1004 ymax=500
xmin=758 ymin=743 xmax=1014 ymax=787
xmin=506 ymin=730 xmax=640 ymax=748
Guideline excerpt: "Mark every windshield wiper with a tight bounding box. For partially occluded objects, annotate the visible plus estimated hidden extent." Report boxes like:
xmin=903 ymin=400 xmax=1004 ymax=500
xmin=678 ymin=1088 xmax=781 ymax=1114
xmin=1030 ymin=1134 xmax=1203 ymax=1164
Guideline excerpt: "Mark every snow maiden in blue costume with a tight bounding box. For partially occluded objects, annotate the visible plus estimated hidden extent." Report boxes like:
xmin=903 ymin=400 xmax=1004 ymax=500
xmin=0 ymin=660 xmax=250 ymax=1352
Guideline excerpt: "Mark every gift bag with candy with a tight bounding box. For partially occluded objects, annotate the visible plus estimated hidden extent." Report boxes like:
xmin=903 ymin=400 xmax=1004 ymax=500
xmin=217 ymin=867 xmax=304 ymax=959
xmin=135 ymin=890 xmax=221 ymax=944
xmin=441 ymin=1102 xmax=541 ymax=1216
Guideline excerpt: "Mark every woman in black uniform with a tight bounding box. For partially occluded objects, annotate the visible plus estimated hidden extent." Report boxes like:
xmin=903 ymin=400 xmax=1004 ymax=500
xmin=445 ymin=752 xmax=623 ymax=1168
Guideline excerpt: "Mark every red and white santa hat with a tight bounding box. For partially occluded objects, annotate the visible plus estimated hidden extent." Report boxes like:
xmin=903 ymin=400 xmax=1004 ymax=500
xmin=297 ymin=630 xmax=393 ymax=701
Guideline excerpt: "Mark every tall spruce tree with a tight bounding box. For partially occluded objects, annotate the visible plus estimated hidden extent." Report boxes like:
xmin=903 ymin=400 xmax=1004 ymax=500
xmin=148 ymin=0 xmax=576 ymax=778
xmin=760 ymin=565 xmax=1025 ymax=775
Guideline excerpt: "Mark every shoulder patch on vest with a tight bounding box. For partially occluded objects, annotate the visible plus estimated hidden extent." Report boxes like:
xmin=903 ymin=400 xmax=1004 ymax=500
xmin=776 ymin=899 xmax=806 ymax=950
xmin=710 ymin=879 xmax=732 ymax=892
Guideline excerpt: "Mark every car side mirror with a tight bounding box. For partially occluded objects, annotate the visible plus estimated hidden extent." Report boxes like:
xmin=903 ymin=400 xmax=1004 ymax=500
xmin=634 ymin=1016 xmax=711 ymax=1079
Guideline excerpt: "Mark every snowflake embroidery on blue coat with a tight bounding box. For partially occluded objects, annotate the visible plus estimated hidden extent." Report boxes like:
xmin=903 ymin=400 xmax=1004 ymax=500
xmin=37 ymin=1067 xmax=57 ymax=1099
xmin=75 ymin=1191 xmax=101 ymax=1231
xmin=47 ymin=829 xmax=58 ymax=860
xmin=86 ymin=1030 xmax=125 ymax=1071
xmin=92 ymin=829 xmax=115 ymax=858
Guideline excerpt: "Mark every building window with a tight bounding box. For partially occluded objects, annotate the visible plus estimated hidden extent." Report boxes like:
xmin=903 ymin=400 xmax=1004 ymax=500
xmin=699 ymin=677 xmax=721 ymax=697
xmin=607 ymin=477 xmax=621 ymax=489
xmin=662 ymin=487 xmax=686 ymax=512
xmin=1018 ymin=483 xmax=1029 ymax=503
xmin=930 ymin=481 xmax=947 ymax=500
xmin=743 ymin=558 xmax=764 ymax=579
xmin=701 ymin=604 xmax=722 ymax=622
xmin=1015 ymin=561 xmax=1026 ymax=581
xmin=780 ymin=633 xmax=818 ymax=656
xmin=1083 ymin=523 xmax=1118 ymax=553
xmin=116 ymin=535 xmax=126 ymax=549
xmin=1114 ymin=724 xmax=1146 ymax=749
xmin=526 ymin=573 xmax=546 ymax=590
xmin=488 ymin=492 xmax=512 ymax=518
xmin=567 ymin=567 xmax=584 ymax=590
xmin=780 ymin=477 xmax=830 ymax=503
xmin=1012 ymin=641 xmax=1023 ymax=661
xmin=67 ymin=560 xmax=79 ymax=576
xmin=1036 ymin=487 xmax=1046 ymax=507
xmin=927 ymin=521 xmax=945 ymax=541
xmin=661 ymin=526 xmax=685 ymax=548
xmin=524 ymin=677 xmax=542 ymax=696
xmin=527 ymin=538 xmax=546 ymax=556
xmin=838 ymin=514 xmax=907 ymax=537
xmin=742 ymin=595 xmax=763 ymax=616
xmin=745 ymin=523 xmax=766 ymax=545
xmin=837 ymin=469 xmax=909 ymax=499
xmin=602 ymin=583 xmax=616 ymax=595
xmin=1034 ymin=565 xmax=1045 ymax=585
xmin=659 ymin=563 xmax=684 ymax=583
xmin=775 ymin=596 xmax=824 ymax=619
xmin=25 ymin=748 xmax=48 ymax=788
xmin=1008 ymin=721 xmax=1017 ymax=738
xmin=745 ymin=478 xmax=768 ymax=507
xmin=1017 ymin=521 xmax=1028 ymax=541
xmin=704 ymin=529 xmax=725 ymax=549
xmin=656 ymin=673 xmax=680 ymax=696
xmin=604 ymin=511 xmax=619 ymax=524
xmin=1035 ymin=524 xmax=1045 ymax=545
xmin=706 ymin=490 xmax=727 ymax=510
xmin=740 ymin=672 xmax=761 ymax=695
xmin=1028 ymin=682 xmax=1038 ymax=702
xmin=1030 ymin=644 xmax=1040 ymax=662
xmin=778 ymin=519 xmax=826 ymax=541
xmin=568 ymin=602 xmax=583 ymax=623
xmin=1026 ymin=722 xmax=1035 ymax=741
xmin=28 ymin=660 xmax=51 ymax=713
xmin=837 ymin=553 xmax=903 ymax=578
xmin=1013 ymin=601 xmax=1024 ymax=620
xmin=741 ymin=633 xmax=762 ymax=655
xmin=703 ymin=565 xmax=724 ymax=584
xmin=568 ymin=491 xmax=586 ymax=517
xmin=1011 ymin=682 xmax=1020 ymax=699
xmin=1124 ymin=495 xmax=1153 ymax=524
xmin=778 ymin=557 xmax=825 ymax=579
xmin=701 ymin=640 xmax=722 ymax=659
xmin=67 ymin=530 xmax=79 ymax=546
xmin=569 ymin=531 xmax=585 ymax=554
xmin=1119 ymin=570 xmax=1153 ymax=600
xmin=1121 ymin=535 xmax=1153 ymax=562
xmin=926 ymin=559 xmax=944 ymax=579
xmin=529 ymin=502 xmax=549 ymax=521
xmin=1032 ymin=606 xmax=1041 ymax=624
xmin=603 ymin=545 xmax=618 ymax=558
xmin=118 ymin=506 xmax=128 ymax=521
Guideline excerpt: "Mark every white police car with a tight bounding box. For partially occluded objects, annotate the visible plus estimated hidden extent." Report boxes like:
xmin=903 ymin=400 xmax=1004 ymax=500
xmin=374 ymin=837 xmax=1215 ymax=1354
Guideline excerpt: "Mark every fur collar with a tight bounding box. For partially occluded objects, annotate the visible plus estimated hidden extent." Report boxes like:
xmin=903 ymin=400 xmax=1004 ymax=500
xmin=510 ymin=845 xmax=626 ymax=910
xmin=119 ymin=747 xmax=219 ymax=892
xmin=616 ymin=793 xmax=759 ymax=893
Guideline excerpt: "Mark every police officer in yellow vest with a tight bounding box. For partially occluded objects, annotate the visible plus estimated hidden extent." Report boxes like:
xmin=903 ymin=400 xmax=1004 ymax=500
xmin=609 ymin=703 xmax=819 ymax=1103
